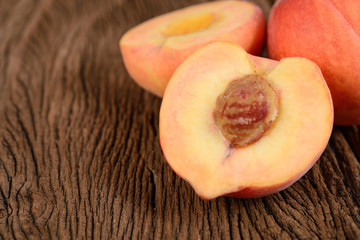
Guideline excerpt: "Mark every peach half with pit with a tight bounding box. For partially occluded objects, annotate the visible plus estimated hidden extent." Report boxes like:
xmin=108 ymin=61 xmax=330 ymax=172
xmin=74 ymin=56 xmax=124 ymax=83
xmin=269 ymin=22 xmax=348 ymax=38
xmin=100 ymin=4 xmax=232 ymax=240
xmin=159 ymin=42 xmax=333 ymax=200
xmin=120 ymin=0 xmax=265 ymax=97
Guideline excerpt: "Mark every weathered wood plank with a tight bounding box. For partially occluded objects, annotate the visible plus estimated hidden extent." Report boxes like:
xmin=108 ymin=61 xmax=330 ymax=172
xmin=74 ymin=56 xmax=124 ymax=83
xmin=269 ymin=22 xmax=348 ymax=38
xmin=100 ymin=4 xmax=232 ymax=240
xmin=0 ymin=0 xmax=359 ymax=239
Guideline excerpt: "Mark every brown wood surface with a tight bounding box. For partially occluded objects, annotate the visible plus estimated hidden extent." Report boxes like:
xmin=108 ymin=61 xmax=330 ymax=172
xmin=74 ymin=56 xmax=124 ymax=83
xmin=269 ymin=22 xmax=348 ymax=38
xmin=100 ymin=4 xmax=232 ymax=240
xmin=0 ymin=0 xmax=359 ymax=239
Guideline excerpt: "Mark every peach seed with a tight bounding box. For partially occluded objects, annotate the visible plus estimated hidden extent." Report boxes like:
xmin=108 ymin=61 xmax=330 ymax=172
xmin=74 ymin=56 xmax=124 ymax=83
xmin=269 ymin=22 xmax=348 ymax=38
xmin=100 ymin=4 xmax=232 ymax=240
xmin=214 ymin=75 xmax=279 ymax=148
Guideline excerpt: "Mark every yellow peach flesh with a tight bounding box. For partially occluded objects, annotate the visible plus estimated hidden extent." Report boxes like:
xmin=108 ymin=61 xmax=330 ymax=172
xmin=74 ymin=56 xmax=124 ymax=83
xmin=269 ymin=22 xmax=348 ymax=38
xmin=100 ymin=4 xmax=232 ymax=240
xmin=160 ymin=42 xmax=333 ymax=199
xmin=161 ymin=13 xmax=215 ymax=37
xmin=121 ymin=2 xmax=253 ymax=46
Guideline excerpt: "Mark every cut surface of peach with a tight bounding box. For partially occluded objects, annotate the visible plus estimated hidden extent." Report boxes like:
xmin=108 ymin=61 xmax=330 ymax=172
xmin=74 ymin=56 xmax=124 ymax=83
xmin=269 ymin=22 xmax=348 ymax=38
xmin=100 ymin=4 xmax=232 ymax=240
xmin=159 ymin=42 xmax=333 ymax=200
xmin=120 ymin=0 xmax=265 ymax=96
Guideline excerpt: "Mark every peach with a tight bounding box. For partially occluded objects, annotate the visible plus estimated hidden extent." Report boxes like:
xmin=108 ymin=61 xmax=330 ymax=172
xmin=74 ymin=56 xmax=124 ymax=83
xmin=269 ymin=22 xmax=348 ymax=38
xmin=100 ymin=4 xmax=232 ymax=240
xmin=160 ymin=42 xmax=333 ymax=200
xmin=267 ymin=0 xmax=360 ymax=125
xmin=120 ymin=1 xmax=265 ymax=97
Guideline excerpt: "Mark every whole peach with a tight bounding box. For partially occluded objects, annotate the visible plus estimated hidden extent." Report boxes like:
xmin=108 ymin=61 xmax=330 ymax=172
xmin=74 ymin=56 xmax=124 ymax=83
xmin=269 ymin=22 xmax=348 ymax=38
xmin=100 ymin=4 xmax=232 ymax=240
xmin=267 ymin=0 xmax=360 ymax=125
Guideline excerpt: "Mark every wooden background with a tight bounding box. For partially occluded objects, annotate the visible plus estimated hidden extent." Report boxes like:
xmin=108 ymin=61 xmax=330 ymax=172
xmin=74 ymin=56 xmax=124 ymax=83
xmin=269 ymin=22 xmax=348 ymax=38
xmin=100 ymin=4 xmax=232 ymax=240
xmin=0 ymin=0 xmax=359 ymax=239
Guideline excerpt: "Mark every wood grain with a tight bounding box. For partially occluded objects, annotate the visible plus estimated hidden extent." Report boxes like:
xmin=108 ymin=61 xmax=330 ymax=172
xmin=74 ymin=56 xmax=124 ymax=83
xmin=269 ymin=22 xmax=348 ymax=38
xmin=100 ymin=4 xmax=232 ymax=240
xmin=0 ymin=0 xmax=359 ymax=239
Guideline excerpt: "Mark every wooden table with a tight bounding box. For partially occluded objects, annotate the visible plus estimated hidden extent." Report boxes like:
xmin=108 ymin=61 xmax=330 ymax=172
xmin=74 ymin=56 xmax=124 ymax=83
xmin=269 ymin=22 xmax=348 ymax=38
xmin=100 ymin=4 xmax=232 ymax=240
xmin=0 ymin=0 xmax=359 ymax=239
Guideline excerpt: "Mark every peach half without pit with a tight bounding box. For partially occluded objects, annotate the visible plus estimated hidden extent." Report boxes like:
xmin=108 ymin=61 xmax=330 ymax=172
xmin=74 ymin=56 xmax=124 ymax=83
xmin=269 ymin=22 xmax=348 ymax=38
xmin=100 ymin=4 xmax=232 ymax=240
xmin=159 ymin=42 xmax=333 ymax=200
xmin=120 ymin=0 xmax=265 ymax=97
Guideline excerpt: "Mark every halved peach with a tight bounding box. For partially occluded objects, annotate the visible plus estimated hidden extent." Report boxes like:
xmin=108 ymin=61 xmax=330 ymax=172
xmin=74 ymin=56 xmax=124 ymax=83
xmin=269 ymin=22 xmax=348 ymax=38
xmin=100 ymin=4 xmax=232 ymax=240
xmin=120 ymin=1 xmax=265 ymax=97
xmin=160 ymin=42 xmax=333 ymax=200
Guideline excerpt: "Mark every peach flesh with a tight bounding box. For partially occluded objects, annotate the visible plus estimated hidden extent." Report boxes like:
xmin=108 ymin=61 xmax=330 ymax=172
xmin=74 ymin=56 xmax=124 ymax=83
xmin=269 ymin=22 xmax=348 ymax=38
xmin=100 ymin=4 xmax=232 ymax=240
xmin=120 ymin=1 xmax=266 ymax=97
xmin=161 ymin=13 xmax=214 ymax=37
xmin=160 ymin=42 xmax=333 ymax=200
xmin=214 ymin=75 xmax=279 ymax=148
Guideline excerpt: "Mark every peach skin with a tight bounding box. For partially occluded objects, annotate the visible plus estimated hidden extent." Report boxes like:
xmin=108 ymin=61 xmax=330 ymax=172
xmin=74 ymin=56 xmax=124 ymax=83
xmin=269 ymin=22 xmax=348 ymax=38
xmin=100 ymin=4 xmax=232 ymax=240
xmin=267 ymin=0 xmax=360 ymax=125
